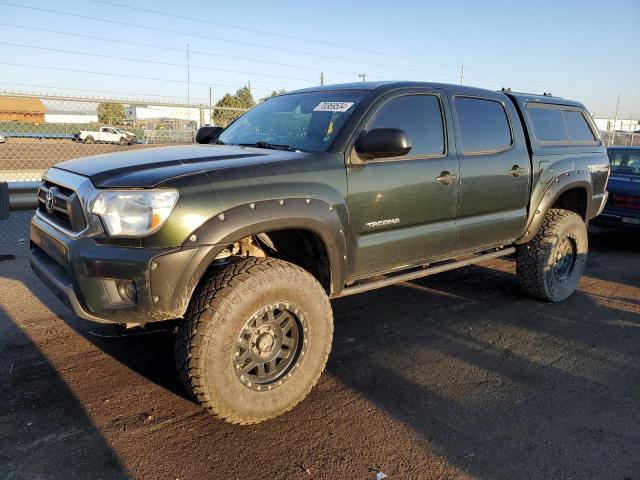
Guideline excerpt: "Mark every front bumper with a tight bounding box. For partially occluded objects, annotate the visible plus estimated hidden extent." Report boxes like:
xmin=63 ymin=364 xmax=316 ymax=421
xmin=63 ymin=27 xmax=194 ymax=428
xmin=30 ymin=214 xmax=219 ymax=324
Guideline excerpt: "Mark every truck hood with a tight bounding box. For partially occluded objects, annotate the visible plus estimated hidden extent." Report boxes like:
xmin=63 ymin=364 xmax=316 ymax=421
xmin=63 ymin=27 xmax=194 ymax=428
xmin=53 ymin=145 xmax=302 ymax=188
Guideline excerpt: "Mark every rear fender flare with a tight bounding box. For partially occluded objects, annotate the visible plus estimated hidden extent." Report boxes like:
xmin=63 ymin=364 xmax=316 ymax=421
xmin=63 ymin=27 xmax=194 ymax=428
xmin=517 ymin=170 xmax=592 ymax=244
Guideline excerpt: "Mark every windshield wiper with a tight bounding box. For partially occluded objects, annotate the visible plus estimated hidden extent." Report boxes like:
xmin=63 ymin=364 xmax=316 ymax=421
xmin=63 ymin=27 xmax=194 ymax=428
xmin=239 ymin=141 xmax=299 ymax=152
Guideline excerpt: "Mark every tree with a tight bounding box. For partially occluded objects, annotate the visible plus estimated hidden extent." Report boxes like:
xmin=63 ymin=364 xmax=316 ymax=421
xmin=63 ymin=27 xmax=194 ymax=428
xmin=259 ymin=89 xmax=286 ymax=103
xmin=97 ymin=102 xmax=126 ymax=125
xmin=212 ymin=87 xmax=256 ymax=127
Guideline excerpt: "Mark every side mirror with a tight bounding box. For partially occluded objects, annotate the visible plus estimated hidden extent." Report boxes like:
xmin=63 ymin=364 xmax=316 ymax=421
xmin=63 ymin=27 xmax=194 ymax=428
xmin=354 ymin=128 xmax=412 ymax=159
xmin=195 ymin=126 xmax=224 ymax=144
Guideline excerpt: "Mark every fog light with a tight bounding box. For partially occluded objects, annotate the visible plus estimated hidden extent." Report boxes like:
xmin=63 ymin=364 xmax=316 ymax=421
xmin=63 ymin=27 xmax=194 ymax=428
xmin=116 ymin=280 xmax=137 ymax=302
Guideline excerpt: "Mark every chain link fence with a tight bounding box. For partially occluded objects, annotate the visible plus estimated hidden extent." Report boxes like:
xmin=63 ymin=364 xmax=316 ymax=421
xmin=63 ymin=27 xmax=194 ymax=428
xmin=602 ymin=131 xmax=640 ymax=147
xmin=0 ymin=92 xmax=248 ymax=247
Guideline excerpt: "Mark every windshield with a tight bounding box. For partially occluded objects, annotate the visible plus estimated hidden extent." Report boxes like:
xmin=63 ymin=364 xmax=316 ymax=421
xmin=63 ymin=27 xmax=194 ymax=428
xmin=608 ymin=149 xmax=640 ymax=176
xmin=217 ymin=90 xmax=366 ymax=152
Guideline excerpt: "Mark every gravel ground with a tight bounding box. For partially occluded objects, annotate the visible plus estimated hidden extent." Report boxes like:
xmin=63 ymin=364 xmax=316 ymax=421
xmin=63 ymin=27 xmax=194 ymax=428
xmin=0 ymin=225 xmax=639 ymax=480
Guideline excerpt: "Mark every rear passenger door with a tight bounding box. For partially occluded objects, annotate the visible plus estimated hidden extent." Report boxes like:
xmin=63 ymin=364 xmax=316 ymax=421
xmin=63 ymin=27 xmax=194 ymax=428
xmin=447 ymin=92 xmax=531 ymax=251
xmin=346 ymin=89 xmax=459 ymax=278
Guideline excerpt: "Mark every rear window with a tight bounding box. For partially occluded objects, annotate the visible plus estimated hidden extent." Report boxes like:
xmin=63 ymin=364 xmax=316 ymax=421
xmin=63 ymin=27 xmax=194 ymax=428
xmin=528 ymin=105 xmax=596 ymax=144
xmin=608 ymin=149 xmax=640 ymax=176
xmin=454 ymin=97 xmax=512 ymax=154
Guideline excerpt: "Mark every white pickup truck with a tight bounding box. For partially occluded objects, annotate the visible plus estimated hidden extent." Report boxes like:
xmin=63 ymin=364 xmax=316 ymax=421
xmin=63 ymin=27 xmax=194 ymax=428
xmin=77 ymin=127 xmax=135 ymax=145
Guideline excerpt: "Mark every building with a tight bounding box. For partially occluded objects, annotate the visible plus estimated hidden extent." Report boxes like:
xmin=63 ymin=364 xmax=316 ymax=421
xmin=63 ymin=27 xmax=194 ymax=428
xmin=126 ymin=104 xmax=205 ymax=127
xmin=593 ymin=117 xmax=639 ymax=133
xmin=43 ymin=100 xmax=98 ymax=124
xmin=0 ymin=96 xmax=46 ymax=122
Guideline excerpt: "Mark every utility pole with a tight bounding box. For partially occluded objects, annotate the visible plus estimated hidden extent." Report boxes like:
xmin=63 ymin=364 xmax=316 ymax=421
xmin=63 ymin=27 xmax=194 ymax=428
xmin=320 ymin=72 xmax=324 ymax=86
xmin=358 ymin=73 xmax=366 ymax=82
xmin=460 ymin=64 xmax=465 ymax=85
xmin=611 ymin=93 xmax=620 ymax=146
xmin=248 ymin=80 xmax=251 ymax=94
xmin=186 ymin=43 xmax=191 ymax=108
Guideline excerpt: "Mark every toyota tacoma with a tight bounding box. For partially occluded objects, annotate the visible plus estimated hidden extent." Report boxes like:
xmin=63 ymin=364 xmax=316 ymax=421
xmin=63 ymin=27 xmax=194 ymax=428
xmin=30 ymin=81 xmax=609 ymax=424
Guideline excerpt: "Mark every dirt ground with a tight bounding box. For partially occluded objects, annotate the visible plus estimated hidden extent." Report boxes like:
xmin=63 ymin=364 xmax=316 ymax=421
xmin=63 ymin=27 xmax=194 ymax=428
xmin=0 ymin=225 xmax=639 ymax=480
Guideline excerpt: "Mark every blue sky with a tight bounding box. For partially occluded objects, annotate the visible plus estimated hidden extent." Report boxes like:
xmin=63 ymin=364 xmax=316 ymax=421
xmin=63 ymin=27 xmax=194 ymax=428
xmin=0 ymin=0 xmax=638 ymax=117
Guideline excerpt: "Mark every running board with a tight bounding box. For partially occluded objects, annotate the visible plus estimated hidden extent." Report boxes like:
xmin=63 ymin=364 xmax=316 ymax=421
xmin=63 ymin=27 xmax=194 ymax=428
xmin=336 ymin=247 xmax=516 ymax=298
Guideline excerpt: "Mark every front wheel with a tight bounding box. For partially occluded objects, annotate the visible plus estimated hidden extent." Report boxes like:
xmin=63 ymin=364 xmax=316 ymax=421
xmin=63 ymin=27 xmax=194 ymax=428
xmin=516 ymin=208 xmax=588 ymax=302
xmin=175 ymin=257 xmax=333 ymax=424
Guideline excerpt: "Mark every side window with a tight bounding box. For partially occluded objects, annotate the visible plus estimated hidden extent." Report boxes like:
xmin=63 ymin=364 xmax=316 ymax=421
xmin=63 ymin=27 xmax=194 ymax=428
xmin=562 ymin=110 xmax=595 ymax=142
xmin=454 ymin=97 xmax=512 ymax=154
xmin=528 ymin=107 xmax=568 ymax=142
xmin=369 ymin=95 xmax=445 ymax=157
xmin=528 ymin=105 xmax=597 ymax=144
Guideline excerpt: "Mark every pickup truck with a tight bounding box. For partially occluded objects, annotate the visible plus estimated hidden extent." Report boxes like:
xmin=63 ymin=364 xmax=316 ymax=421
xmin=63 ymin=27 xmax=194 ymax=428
xmin=76 ymin=126 xmax=133 ymax=145
xmin=30 ymin=81 xmax=609 ymax=425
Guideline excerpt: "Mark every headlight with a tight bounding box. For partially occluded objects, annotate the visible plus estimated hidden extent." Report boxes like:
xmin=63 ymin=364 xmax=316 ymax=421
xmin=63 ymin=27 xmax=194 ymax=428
xmin=91 ymin=190 xmax=178 ymax=237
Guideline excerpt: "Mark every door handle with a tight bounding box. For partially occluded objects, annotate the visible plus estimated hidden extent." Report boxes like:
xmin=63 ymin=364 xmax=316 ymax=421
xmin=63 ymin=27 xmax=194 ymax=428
xmin=436 ymin=171 xmax=458 ymax=185
xmin=509 ymin=165 xmax=526 ymax=177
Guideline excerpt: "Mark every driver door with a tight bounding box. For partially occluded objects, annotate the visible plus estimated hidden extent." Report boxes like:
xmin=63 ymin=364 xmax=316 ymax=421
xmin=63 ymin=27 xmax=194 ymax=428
xmin=345 ymin=90 xmax=459 ymax=279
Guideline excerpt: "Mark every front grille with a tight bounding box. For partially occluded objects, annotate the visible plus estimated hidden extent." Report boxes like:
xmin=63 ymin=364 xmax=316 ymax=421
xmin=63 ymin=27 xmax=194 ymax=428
xmin=37 ymin=180 xmax=88 ymax=233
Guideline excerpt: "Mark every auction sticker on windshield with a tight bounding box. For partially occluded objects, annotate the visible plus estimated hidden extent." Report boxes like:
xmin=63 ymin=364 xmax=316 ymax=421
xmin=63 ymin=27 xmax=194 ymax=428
xmin=313 ymin=102 xmax=354 ymax=112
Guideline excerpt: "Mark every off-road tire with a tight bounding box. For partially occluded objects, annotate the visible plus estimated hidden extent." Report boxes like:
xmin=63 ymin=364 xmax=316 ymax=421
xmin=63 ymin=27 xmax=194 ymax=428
xmin=84 ymin=136 xmax=95 ymax=144
xmin=175 ymin=257 xmax=333 ymax=425
xmin=516 ymin=208 xmax=588 ymax=302
xmin=117 ymin=137 xmax=127 ymax=145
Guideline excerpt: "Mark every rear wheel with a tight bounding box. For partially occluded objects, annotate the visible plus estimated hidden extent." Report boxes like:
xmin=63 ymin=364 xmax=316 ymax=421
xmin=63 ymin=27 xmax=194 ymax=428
xmin=84 ymin=136 xmax=95 ymax=144
xmin=516 ymin=208 xmax=588 ymax=302
xmin=175 ymin=257 xmax=333 ymax=424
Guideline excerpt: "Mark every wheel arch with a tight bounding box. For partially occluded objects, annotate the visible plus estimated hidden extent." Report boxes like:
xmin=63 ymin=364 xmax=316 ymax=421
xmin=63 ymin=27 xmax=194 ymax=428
xmin=517 ymin=170 xmax=592 ymax=244
xmin=184 ymin=198 xmax=348 ymax=296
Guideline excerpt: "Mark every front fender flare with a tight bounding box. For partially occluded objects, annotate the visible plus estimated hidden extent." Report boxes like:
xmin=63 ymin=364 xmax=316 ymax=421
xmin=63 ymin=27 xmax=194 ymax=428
xmin=516 ymin=170 xmax=592 ymax=244
xmin=184 ymin=198 xmax=348 ymax=294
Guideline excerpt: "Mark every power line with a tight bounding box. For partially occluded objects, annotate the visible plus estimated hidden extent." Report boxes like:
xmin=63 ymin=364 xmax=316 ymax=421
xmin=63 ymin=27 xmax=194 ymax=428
xmin=0 ymin=41 xmax=316 ymax=83
xmin=0 ymin=62 xmax=279 ymax=91
xmin=0 ymin=22 xmax=358 ymax=78
xmin=90 ymin=0 xmax=461 ymax=70
xmin=88 ymin=0 xmax=567 ymax=89
xmin=0 ymin=2 xmax=461 ymax=80
xmin=0 ymin=81 xmax=209 ymax=102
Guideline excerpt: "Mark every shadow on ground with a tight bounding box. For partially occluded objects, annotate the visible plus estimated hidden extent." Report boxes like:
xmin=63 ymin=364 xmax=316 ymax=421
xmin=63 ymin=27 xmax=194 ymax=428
xmin=0 ymin=302 xmax=128 ymax=479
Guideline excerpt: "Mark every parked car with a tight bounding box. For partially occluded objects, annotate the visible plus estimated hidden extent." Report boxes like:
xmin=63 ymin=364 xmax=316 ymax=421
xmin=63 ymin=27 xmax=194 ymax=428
xmin=592 ymin=146 xmax=640 ymax=229
xmin=114 ymin=128 xmax=137 ymax=144
xmin=77 ymin=127 xmax=132 ymax=145
xmin=30 ymin=81 xmax=609 ymax=425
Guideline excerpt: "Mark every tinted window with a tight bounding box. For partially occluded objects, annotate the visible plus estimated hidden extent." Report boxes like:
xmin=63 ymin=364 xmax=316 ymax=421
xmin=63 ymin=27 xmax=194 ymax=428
xmin=562 ymin=110 xmax=595 ymax=142
xmin=528 ymin=107 xmax=568 ymax=142
xmin=608 ymin=149 xmax=640 ymax=176
xmin=454 ymin=97 xmax=512 ymax=154
xmin=369 ymin=95 xmax=445 ymax=156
